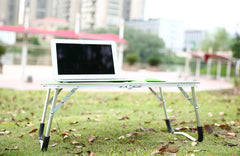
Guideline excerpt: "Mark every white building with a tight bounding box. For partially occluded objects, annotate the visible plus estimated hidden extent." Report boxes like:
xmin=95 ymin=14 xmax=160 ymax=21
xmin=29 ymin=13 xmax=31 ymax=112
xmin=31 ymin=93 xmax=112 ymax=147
xmin=126 ymin=18 xmax=185 ymax=52
xmin=184 ymin=30 xmax=207 ymax=51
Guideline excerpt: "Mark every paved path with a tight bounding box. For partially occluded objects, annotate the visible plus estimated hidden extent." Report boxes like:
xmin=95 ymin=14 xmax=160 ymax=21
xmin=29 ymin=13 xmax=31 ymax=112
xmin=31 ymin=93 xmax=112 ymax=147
xmin=0 ymin=65 xmax=234 ymax=91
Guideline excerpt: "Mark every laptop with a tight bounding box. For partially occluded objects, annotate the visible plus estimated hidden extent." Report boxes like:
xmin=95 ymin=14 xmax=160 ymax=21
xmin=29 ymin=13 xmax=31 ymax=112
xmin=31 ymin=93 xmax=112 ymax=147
xmin=51 ymin=39 xmax=127 ymax=82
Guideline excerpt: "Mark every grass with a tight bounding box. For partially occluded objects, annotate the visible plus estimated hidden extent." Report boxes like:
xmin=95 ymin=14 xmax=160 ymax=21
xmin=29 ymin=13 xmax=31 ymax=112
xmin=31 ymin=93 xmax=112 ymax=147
xmin=0 ymin=88 xmax=239 ymax=155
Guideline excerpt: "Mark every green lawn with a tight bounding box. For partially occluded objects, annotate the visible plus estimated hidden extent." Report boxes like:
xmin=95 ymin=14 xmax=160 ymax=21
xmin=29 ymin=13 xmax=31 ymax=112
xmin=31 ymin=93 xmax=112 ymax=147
xmin=0 ymin=88 xmax=239 ymax=155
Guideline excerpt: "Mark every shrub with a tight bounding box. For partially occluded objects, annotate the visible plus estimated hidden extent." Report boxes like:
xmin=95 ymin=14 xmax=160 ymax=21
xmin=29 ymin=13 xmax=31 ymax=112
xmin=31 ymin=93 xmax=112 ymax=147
xmin=125 ymin=53 xmax=139 ymax=65
xmin=0 ymin=45 xmax=6 ymax=57
xmin=147 ymin=57 xmax=161 ymax=66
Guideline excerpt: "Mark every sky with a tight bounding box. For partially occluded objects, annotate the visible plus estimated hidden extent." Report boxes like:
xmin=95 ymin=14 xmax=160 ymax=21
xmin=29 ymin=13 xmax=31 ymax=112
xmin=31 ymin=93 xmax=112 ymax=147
xmin=144 ymin=0 xmax=240 ymax=34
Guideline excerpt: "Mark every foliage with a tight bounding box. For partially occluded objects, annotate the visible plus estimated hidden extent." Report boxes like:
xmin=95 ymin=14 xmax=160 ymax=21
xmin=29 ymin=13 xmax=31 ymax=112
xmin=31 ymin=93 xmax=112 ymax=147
xmin=123 ymin=27 xmax=165 ymax=62
xmin=159 ymin=53 xmax=185 ymax=65
xmin=0 ymin=88 xmax=239 ymax=155
xmin=29 ymin=36 xmax=40 ymax=45
xmin=124 ymin=53 xmax=139 ymax=65
xmin=89 ymin=27 xmax=165 ymax=62
xmin=147 ymin=57 xmax=161 ymax=66
xmin=199 ymin=32 xmax=213 ymax=52
xmin=0 ymin=45 xmax=6 ymax=57
xmin=230 ymin=33 xmax=240 ymax=58
xmin=199 ymin=28 xmax=230 ymax=52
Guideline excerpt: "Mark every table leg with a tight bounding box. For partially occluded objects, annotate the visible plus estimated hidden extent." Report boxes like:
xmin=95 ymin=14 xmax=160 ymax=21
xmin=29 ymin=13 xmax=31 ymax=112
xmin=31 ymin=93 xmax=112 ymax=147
xmin=41 ymin=88 xmax=60 ymax=151
xmin=178 ymin=86 xmax=203 ymax=142
xmin=159 ymin=87 xmax=174 ymax=133
xmin=38 ymin=88 xmax=51 ymax=140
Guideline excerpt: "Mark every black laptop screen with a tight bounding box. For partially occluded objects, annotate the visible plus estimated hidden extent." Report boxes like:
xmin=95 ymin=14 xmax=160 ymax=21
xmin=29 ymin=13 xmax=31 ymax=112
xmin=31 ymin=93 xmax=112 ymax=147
xmin=56 ymin=43 xmax=115 ymax=75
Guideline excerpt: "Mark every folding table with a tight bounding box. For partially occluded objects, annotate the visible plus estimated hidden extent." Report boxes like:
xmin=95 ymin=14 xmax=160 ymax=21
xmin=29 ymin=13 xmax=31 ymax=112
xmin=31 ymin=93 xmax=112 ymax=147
xmin=38 ymin=81 xmax=203 ymax=151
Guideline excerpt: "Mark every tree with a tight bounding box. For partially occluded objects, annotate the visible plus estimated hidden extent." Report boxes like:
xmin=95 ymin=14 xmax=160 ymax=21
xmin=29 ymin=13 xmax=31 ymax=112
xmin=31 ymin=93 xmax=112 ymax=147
xmin=199 ymin=32 xmax=212 ymax=52
xmin=89 ymin=27 xmax=165 ymax=62
xmin=123 ymin=27 xmax=165 ymax=62
xmin=212 ymin=28 xmax=230 ymax=51
xmin=199 ymin=28 xmax=230 ymax=52
xmin=0 ymin=45 xmax=6 ymax=73
xmin=231 ymin=33 xmax=240 ymax=58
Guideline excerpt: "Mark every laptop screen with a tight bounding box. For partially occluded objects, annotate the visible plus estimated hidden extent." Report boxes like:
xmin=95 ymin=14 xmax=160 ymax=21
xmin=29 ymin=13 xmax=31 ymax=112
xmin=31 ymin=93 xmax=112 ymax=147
xmin=56 ymin=43 xmax=115 ymax=75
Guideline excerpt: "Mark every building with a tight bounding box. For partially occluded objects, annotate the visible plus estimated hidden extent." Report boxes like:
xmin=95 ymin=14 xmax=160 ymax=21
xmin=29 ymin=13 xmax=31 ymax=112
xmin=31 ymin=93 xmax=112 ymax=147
xmin=184 ymin=30 xmax=207 ymax=51
xmin=0 ymin=0 xmax=20 ymax=25
xmin=126 ymin=18 xmax=185 ymax=52
xmin=122 ymin=0 xmax=145 ymax=21
xmin=0 ymin=0 xmax=145 ymax=31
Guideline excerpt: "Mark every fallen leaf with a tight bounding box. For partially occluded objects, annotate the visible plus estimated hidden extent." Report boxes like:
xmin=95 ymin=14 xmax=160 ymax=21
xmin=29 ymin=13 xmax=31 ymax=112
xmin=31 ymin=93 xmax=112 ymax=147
xmin=104 ymin=137 xmax=110 ymax=141
xmin=73 ymin=134 xmax=82 ymax=138
xmin=118 ymin=116 xmax=130 ymax=120
xmin=219 ymin=124 xmax=231 ymax=130
xmin=28 ymin=128 xmax=38 ymax=134
xmin=129 ymin=139 xmax=135 ymax=143
xmin=224 ymin=141 xmax=238 ymax=147
xmin=126 ymin=132 xmax=142 ymax=137
xmin=227 ymin=121 xmax=235 ymax=126
xmin=88 ymin=136 xmax=97 ymax=143
xmin=191 ymin=142 xmax=198 ymax=147
xmin=0 ymin=131 xmax=11 ymax=135
xmin=204 ymin=124 xmax=214 ymax=133
xmin=51 ymin=128 xmax=57 ymax=133
xmin=69 ymin=129 xmax=76 ymax=132
xmin=208 ymin=112 xmax=213 ymax=117
xmin=139 ymin=125 xmax=156 ymax=132
xmin=220 ymin=117 xmax=225 ymax=121
xmin=151 ymin=144 xmax=169 ymax=155
xmin=118 ymin=135 xmax=125 ymax=140
xmin=72 ymin=140 xmax=81 ymax=145
xmin=219 ymin=112 xmax=225 ymax=116
xmin=70 ymin=121 xmax=78 ymax=125
xmin=18 ymin=134 xmax=24 ymax=138
xmin=51 ymin=142 xmax=57 ymax=147
xmin=5 ymin=146 xmax=19 ymax=150
xmin=75 ymin=145 xmax=83 ymax=149
xmin=227 ymin=132 xmax=236 ymax=137
xmin=167 ymin=146 xmax=179 ymax=153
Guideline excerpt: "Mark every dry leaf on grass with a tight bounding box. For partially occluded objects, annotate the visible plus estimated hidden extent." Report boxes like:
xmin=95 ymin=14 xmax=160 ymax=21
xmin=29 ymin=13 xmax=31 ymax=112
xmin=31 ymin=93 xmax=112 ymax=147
xmin=126 ymin=132 xmax=142 ymax=137
xmin=88 ymin=136 xmax=97 ymax=143
xmin=72 ymin=140 xmax=81 ymax=145
xmin=219 ymin=112 xmax=226 ymax=116
xmin=5 ymin=146 xmax=19 ymax=150
xmin=219 ymin=124 xmax=232 ymax=130
xmin=151 ymin=144 xmax=179 ymax=155
xmin=0 ymin=131 xmax=11 ymax=135
xmin=118 ymin=116 xmax=130 ymax=120
xmin=51 ymin=128 xmax=57 ymax=133
xmin=28 ymin=128 xmax=38 ymax=134
xmin=204 ymin=124 xmax=214 ymax=133
xmin=139 ymin=125 xmax=156 ymax=132
xmin=118 ymin=135 xmax=125 ymax=140
xmin=191 ymin=142 xmax=198 ymax=147
xmin=73 ymin=134 xmax=82 ymax=138
xmin=70 ymin=121 xmax=78 ymax=125
xmin=224 ymin=141 xmax=238 ymax=147
xmin=208 ymin=112 xmax=213 ymax=117
xmin=51 ymin=142 xmax=57 ymax=147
